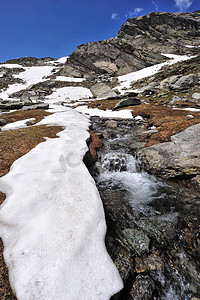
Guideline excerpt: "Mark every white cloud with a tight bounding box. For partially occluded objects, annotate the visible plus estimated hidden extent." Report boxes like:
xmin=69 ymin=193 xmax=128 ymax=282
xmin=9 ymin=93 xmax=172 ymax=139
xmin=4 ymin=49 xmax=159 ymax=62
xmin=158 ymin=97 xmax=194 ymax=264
xmin=152 ymin=0 xmax=158 ymax=10
xmin=111 ymin=13 xmax=119 ymax=20
xmin=175 ymin=0 xmax=192 ymax=11
xmin=125 ymin=8 xmax=143 ymax=19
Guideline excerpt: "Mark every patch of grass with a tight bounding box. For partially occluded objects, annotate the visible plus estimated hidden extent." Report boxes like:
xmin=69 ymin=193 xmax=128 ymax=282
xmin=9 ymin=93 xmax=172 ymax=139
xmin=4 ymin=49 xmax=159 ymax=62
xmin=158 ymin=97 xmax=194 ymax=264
xmin=0 ymin=109 xmax=51 ymax=124
xmin=132 ymin=104 xmax=200 ymax=146
xmin=0 ymin=125 xmax=63 ymax=178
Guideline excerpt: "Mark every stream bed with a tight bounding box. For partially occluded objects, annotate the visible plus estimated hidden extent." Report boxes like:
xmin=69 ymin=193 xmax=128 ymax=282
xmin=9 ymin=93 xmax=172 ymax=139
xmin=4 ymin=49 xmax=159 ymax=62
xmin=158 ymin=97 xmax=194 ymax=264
xmin=89 ymin=116 xmax=200 ymax=300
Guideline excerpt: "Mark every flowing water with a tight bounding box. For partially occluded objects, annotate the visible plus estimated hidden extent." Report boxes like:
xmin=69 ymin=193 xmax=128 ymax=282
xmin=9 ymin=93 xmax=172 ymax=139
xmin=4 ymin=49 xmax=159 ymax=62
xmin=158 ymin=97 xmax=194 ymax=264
xmin=90 ymin=116 xmax=200 ymax=300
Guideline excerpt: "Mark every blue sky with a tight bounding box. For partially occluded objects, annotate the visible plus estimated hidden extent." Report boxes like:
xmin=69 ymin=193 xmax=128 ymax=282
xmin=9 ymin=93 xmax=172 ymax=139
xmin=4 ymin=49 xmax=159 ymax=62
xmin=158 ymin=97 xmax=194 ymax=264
xmin=0 ymin=0 xmax=199 ymax=62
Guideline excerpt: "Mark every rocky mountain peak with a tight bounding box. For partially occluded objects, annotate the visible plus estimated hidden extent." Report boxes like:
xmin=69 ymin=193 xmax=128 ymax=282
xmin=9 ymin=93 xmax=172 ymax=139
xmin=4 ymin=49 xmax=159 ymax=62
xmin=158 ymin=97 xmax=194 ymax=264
xmin=117 ymin=11 xmax=200 ymax=53
xmin=59 ymin=11 xmax=200 ymax=79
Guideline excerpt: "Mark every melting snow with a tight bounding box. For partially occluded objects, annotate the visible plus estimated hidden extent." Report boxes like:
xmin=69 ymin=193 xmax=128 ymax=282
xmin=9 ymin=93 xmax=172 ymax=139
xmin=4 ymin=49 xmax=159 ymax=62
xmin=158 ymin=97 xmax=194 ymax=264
xmin=0 ymin=106 xmax=123 ymax=299
xmin=117 ymin=54 xmax=195 ymax=93
xmin=46 ymin=86 xmax=93 ymax=103
xmin=1 ymin=118 xmax=35 ymax=131
xmin=0 ymin=66 xmax=55 ymax=100
xmin=55 ymin=76 xmax=85 ymax=82
xmin=76 ymin=105 xmax=133 ymax=119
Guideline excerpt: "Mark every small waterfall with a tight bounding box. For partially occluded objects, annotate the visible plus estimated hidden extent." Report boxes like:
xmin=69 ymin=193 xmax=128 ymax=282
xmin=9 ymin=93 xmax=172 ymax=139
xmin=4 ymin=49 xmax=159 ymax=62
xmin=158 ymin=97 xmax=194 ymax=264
xmin=96 ymin=150 xmax=167 ymax=210
xmin=90 ymin=116 xmax=199 ymax=300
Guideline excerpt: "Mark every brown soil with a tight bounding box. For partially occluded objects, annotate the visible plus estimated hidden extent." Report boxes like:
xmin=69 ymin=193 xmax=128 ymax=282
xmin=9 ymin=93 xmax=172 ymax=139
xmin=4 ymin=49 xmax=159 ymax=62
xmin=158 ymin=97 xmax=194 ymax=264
xmin=0 ymin=117 xmax=63 ymax=300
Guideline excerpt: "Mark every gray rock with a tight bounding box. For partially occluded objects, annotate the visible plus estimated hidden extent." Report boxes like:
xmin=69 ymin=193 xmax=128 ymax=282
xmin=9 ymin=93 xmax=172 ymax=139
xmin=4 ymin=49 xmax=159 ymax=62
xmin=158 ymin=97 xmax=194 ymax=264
xmin=122 ymin=228 xmax=150 ymax=256
xmin=114 ymin=98 xmax=141 ymax=110
xmin=105 ymin=120 xmax=118 ymax=128
xmin=137 ymin=123 xmax=200 ymax=179
xmin=169 ymin=74 xmax=199 ymax=90
xmin=90 ymin=82 xmax=117 ymax=99
xmin=0 ymin=102 xmax=23 ymax=110
xmin=0 ymin=119 xmax=8 ymax=125
xmin=143 ymin=87 xmax=158 ymax=95
xmin=192 ymin=92 xmax=200 ymax=100
xmin=170 ymin=95 xmax=182 ymax=105
xmin=22 ymin=103 xmax=49 ymax=110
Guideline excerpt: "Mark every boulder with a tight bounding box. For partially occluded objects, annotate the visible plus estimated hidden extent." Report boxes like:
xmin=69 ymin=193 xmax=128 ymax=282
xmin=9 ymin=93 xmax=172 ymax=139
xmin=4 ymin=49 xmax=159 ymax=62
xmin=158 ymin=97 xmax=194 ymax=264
xmin=114 ymin=98 xmax=141 ymax=110
xmin=0 ymin=102 xmax=23 ymax=110
xmin=130 ymin=275 xmax=155 ymax=300
xmin=169 ymin=74 xmax=199 ymax=90
xmin=192 ymin=92 xmax=200 ymax=100
xmin=137 ymin=123 xmax=200 ymax=179
xmin=170 ymin=95 xmax=182 ymax=105
xmin=105 ymin=120 xmax=118 ymax=128
xmin=90 ymin=82 xmax=117 ymax=99
xmin=22 ymin=103 xmax=49 ymax=111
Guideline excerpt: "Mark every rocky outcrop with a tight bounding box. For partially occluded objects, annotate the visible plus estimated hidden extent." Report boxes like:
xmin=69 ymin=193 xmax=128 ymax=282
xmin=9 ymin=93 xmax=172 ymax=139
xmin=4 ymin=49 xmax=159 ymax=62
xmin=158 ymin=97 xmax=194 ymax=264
xmin=114 ymin=98 xmax=141 ymax=110
xmin=62 ymin=11 xmax=200 ymax=78
xmin=117 ymin=11 xmax=200 ymax=55
xmin=137 ymin=123 xmax=200 ymax=180
xmin=1 ymin=57 xmax=54 ymax=67
xmin=61 ymin=38 xmax=165 ymax=78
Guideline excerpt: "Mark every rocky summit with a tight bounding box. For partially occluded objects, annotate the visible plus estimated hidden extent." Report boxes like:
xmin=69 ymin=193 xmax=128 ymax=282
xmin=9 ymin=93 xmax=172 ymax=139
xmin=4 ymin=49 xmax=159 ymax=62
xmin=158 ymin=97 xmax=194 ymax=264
xmin=60 ymin=11 xmax=200 ymax=78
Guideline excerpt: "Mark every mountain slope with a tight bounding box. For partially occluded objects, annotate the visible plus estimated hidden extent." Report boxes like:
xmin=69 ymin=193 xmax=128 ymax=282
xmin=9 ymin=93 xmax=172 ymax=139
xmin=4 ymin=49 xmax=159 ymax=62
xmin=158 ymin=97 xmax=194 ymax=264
xmin=61 ymin=11 xmax=200 ymax=78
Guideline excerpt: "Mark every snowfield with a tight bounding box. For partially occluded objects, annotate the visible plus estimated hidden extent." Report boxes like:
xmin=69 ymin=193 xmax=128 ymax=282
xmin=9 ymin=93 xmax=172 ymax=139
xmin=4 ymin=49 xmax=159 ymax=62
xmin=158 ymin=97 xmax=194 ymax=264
xmin=46 ymin=86 xmax=93 ymax=103
xmin=0 ymin=66 xmax=54 ymax=100
xmin=117 ymin=54 xmax=195 ymax=93
xmin=0 ymin=107 xmax=123 ymax=299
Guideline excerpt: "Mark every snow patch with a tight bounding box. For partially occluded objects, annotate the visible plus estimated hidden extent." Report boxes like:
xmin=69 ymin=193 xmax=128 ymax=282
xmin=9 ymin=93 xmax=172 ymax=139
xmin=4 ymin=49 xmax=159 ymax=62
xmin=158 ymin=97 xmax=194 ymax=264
xmin=0 ymin=66 xmax=55 ymax=100
xmin=1 ymin=118 xmax=35 ymax=131
xmin=0 ymin=106 xmax=123 ymax=300
xmin=46 ymin=86 xmax=93 ymax=103
xmin=76 ymin=105 xmax=133 ymax=119
xmin=117 ymin=54 xmax=195 ymax=94
xmin=55 ymin=76 xmax=85 ymax=82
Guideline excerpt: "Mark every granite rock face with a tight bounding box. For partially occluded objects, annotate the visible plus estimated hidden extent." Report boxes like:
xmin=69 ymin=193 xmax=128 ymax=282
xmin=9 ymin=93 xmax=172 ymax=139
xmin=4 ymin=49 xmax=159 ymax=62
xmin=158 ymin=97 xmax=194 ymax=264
xmin=62 ymin=11 xmax=200 ymax=78
xmin=137 ymin=123 xmax=200 ymax=179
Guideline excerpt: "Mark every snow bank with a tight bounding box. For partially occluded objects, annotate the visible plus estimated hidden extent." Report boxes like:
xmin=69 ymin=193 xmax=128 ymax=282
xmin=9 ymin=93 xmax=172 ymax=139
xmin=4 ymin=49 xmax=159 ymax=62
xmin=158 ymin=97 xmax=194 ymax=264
xmin=0 ymin=63 xmax=24 ymax=68
xmin=46 ymin=86 xmax=93 ymax=102
xmin=55 ymin=76 xmax=85 ymax=82
xmin=1 ymin=118 xmax=35 ymax=131
xmin=117 ymin=54 xmax=195 ymax=93
xmin=0 ymin=106 xmax=123 ymax=300
xmin=0 ymin=66 xmax=54 ymax=100
xmin=76 ymin=105 xmax=133 ymax=119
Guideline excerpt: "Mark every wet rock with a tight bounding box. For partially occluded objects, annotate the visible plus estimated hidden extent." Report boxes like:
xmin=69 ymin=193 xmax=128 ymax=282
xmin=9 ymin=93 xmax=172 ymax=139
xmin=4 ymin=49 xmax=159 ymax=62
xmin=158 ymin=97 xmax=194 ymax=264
xmin=113 ymin=246 xmax=134 ymax=282
xmin=137 ymin=123 xmax=200 ymax=179
xmin=90 ymin=82 xmax=117 ymax=99
xmin=105 ymin=120 xmax=118 ymax=128
xmin=130 ymin=275 xmax=155 ymax=300
xmin=122 ymin=228 xmax=150 ymax=256
xmin=22 ymin=103 xmax=49 ymax=110
xmin=114 ymin=98 xmax=141 ymax=110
